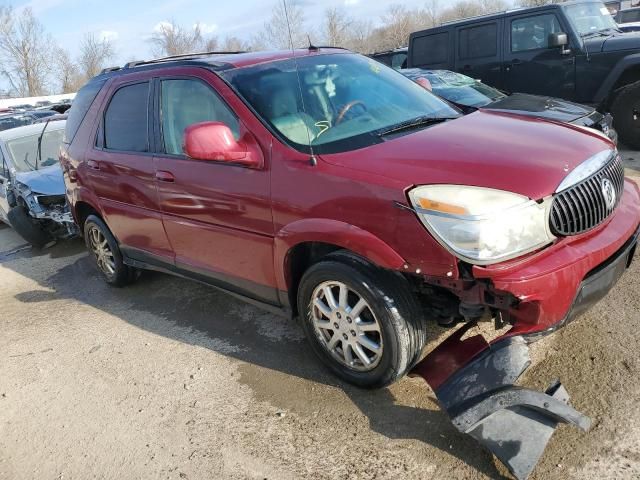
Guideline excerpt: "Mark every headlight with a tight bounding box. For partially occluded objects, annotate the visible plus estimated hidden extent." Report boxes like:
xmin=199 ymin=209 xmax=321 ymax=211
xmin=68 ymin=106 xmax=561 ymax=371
xmin=408 ymin=185 xmax=555 ymax=265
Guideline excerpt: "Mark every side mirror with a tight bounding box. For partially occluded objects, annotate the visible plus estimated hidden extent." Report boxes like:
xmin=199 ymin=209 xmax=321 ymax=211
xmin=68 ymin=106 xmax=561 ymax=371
xmin=183 ymin=121 xmax=262 ymax=168
xmin=548 ymin=32 xmax=568 ymax=48
xmin=415 ymin=77 xmax=433 ymax=92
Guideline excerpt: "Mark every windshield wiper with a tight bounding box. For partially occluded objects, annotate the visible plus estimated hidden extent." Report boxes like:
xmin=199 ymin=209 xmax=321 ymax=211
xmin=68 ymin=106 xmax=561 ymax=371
xmin=376 ymin=116 xmax=454 ymax=137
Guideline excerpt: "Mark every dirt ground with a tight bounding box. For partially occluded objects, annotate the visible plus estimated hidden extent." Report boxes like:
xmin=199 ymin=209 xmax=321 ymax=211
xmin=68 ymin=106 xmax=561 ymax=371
xmin=0 ymin=154 xmax=639 ymax=480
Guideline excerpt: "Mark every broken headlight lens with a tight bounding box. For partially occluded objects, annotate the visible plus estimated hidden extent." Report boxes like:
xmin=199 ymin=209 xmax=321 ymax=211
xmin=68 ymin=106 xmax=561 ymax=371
xmin=408 ymin=185 xmax=555 ymax=265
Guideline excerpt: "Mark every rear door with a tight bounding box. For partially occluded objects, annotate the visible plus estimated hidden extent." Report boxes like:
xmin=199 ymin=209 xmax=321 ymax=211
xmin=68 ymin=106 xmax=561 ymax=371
xmin=152 ymin=69 xmax=277 ymax=304
xmin=408 ymin=29 xmax=453 ymax=70
xmin=86 ymin=74 xmax=173 ymax=263
xmin=454 ymin=20 xmax=504 ymax=89
xmin=502 ymin=10 xmax=576 ymax=99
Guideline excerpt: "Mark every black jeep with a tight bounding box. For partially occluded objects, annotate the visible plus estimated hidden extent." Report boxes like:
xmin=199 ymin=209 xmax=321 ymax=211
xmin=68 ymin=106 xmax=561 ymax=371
xmin=408 ymin=0 xmax=640 ymax=148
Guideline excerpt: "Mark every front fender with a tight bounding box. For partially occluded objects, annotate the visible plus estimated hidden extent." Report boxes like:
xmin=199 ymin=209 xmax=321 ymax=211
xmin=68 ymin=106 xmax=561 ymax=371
xmin=273 ymin=218 xmax=407 ymax=292
xmin=594 ymin=53 xmax=640 ymax=104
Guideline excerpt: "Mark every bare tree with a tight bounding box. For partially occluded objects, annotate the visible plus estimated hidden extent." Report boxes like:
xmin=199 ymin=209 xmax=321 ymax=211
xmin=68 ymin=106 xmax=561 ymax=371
xmin=55 ymin=47 xmax=83 ymax=93
xmin=149 ymin=21 xmax=218 ymax=56
xmin=220 ymin=36 xmax=250 ymax=52
xmin=518 ymin=0 xmax=563 ymax=6
xmin=78 ymin=33 xmax=115 ymax=80
xmin=323 ymin=7 xmax=353 ymax=47
xmin=260 ymin=1 xmax=309 ymax=50
xmin=0 ymin=7 xmax=53 ymax=96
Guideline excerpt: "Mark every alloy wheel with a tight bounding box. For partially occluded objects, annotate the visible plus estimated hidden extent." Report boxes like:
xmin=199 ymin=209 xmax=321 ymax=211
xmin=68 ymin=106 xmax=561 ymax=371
xmin=88 ymin=226 xmax=116 ymax=276
xmin=310 ymin=281 xmax=383 ymax=372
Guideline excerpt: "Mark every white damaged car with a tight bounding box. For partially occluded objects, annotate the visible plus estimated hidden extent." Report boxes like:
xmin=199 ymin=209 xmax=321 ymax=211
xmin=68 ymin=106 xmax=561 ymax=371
xmin=0 ymin=120 xmax=76 ymax=247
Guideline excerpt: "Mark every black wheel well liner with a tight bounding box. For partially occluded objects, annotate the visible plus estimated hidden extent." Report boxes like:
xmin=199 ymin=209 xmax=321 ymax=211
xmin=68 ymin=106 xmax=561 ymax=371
xmin=285 ymin=242 xmax=345 ymax=316
xmin=74 ymin=201 xmax=102 ymax=234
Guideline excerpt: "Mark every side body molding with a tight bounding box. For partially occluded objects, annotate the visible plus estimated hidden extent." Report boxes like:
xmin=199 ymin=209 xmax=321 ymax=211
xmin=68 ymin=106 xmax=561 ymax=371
xmin=273 ymin=218 xmax=407 ymax=292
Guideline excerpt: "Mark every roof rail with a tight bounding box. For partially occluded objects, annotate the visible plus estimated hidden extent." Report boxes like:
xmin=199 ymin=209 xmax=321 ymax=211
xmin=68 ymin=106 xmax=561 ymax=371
xmin=439 ymin=7 xmax=526 ymax=26
xmin=123 ymin=50 xmax=246 ymax=69
xmin=99 ymin=66 xmax=122 ymax=74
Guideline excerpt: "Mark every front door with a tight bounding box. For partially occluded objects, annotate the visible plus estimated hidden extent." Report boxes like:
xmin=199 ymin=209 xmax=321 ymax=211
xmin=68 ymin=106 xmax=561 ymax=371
xmin=0 ymin=149 xmax=10 ymax=222
xmin=87 ymin=77 xmax=173 ymax=263
xmin=503 ymin=11 xmax=576 ymax=99
xmin=152 ymin=72 xmax=277 ymax=304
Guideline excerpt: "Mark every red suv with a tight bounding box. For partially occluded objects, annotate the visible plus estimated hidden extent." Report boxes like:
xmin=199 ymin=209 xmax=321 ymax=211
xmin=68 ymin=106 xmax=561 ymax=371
xmin=61 ymin=49 xmax=639 ymax=391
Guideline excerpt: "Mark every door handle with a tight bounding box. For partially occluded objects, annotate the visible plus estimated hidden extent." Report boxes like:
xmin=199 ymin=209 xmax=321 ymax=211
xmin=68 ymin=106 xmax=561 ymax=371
xmin=462 ymin=64 xmax=472 ymax=71
xmin=155 ymin=171 xmax=175 ymax=183
xmin=87 ymin=160 xmax=100 ymax=170
xmin=511 ymin=59 xmax=523 ymax=66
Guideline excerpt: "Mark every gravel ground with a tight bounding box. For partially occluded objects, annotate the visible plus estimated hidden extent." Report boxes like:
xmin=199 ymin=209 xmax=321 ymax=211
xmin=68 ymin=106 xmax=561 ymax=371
xmin=0 ymin=153 xmax=638 ymax=480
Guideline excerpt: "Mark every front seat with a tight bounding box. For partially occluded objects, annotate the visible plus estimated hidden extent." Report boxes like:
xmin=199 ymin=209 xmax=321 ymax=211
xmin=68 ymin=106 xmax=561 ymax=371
xmin=268 ymin=88 xmax=317 ymax=145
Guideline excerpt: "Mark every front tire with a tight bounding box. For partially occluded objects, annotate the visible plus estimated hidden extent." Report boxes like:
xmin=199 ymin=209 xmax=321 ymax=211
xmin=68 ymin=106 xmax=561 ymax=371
xmin=8 ymin=206 xmax=52 ymax=248
xmin=84 ymin=215 xmax=136 ymax=287
xmin=611 ymin=80 xmax=640 ymax=149
xmin=297 ymin=252 xmax=426 ymax=389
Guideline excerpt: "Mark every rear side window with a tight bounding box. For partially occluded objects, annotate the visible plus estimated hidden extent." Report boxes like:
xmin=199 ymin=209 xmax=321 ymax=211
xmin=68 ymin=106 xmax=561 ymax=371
xmin=103 ymin=82 xmax=149 ymax=152
xmin=411 ymin=32 xmax=449 ymax=67
xmin=458 ymin=23 xmax=498 ymax=59
xmin=63 ymin=79 xmax=106 ymax=144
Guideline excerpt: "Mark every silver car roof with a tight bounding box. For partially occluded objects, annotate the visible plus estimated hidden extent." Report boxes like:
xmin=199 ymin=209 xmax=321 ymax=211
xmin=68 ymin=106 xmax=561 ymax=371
xmin=0 ymin=120 xmax=66 ymax=143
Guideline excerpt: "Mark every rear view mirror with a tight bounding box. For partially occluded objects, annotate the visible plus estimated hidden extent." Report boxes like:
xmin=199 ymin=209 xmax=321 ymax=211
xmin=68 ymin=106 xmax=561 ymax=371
xmin=183 ymin=121 xmax=262 ymax=168
xmin=548 ymin=32 xmax=568 ymax=48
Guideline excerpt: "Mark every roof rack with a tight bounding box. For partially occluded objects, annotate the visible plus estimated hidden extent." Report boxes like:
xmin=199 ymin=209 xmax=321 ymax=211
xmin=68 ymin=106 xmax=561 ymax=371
xmin=440 ymin=7 xmax=526 ymax=26
xmin=99 ymin=50 xmax=246 ymax=75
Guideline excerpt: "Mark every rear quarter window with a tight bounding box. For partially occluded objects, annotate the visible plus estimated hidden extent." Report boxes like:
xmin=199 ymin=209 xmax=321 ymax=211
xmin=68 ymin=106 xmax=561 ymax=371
xmin=63 ymin=79 xmax=107 ymax=144
xmin=411 ymin=31 xmax=450 ymax=67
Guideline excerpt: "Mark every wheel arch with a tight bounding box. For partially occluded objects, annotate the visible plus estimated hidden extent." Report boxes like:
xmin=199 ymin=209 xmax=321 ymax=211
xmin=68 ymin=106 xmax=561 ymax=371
xmin=274 ymin=218 xmax=407 ymax=315
xmin=595 ymin=54 xmax=640 ymax=106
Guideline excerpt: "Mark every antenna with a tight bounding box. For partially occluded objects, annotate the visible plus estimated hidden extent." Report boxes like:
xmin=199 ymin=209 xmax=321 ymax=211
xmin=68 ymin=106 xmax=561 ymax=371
xmin=282 ymin=0 xmax=317 ymax=166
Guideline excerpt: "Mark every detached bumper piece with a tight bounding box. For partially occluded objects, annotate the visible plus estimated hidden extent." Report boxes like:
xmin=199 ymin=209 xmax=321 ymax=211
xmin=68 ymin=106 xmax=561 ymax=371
xmin=411 ymin=324 xmax=591 ymax=480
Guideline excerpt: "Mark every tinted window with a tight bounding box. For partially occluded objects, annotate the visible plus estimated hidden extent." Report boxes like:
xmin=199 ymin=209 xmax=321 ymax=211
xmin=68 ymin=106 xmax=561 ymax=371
xmin=64 ymin=79 xmax=106 ymax=144
xmin=411 ymin=32 xmax=449 ymax=66
xmin=619 ymin=10 xmax=640 ymax=23
xmin=160 ymin=79 xmax=239 ymax=155
xmin=459 ymin=23 xmax=498 ymax=59
xmin=511 ymin=14 xmax=562 ymax=53
xmin=104 ymin=82 xmax=149 ymax=152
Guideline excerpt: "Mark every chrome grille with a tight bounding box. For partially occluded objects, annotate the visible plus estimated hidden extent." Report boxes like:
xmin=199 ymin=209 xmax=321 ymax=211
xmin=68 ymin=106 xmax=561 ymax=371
xmin=550 ymin=155 xmax=625 ymax=236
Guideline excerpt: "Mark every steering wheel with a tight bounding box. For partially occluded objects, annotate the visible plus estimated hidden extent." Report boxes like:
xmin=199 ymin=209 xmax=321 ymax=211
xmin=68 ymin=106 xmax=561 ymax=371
xmin=336 ymin=100 xmax=368 ymax=125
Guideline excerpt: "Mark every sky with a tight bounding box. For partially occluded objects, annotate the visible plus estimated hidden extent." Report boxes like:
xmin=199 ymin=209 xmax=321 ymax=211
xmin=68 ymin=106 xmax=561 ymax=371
xmin=12 ymin=0 xmax=432 ymax=66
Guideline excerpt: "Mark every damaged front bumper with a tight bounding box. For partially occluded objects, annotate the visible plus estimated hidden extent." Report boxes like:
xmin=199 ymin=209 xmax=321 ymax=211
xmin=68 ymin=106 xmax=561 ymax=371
xmin=19 ymin=186 xmax=77 ymax=237
xmin=411 ymin=181 xmax=640 ymax=479
xmin=411 ymin=326 xmax=591 ymax=480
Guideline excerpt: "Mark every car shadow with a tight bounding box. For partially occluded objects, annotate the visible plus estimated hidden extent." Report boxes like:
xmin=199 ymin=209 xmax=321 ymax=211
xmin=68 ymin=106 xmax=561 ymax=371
xmin=4 ymin=239 xmax=506 ymax=479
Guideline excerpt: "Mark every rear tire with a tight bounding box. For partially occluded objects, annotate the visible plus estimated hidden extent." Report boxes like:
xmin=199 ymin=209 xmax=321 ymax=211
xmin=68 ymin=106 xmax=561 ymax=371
xmin=611 ymin=80 xmax=640 ymax=149
xmin=7 ymin=206 xmax=52 ymax=248
xmin=297 ymin=251 xmax=426 ymax=389
xmin=84 ymin=215 xmax=136 ymax=287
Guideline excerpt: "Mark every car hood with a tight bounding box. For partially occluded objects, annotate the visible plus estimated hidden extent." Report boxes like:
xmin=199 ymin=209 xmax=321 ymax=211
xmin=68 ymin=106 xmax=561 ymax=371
xmin=485 ymin=93 xmax=594 ymax=123
xmin=586 ymin=31 xmax=640 ymax=53
xmin=320 ymin=110 xmax=614 ymax=200
xmin=14 ymin=164 xmax=65 ymax=195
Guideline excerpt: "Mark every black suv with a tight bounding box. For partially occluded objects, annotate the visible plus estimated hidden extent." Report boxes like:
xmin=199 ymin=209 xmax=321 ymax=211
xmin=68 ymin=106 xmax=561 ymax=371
xmin=408 ymin=0 xmax=640 ymax=148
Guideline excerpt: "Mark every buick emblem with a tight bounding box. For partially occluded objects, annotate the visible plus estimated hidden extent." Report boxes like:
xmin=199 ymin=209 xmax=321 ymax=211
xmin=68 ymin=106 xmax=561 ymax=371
xmin=601 ymin=178 xmax=616 ymax=210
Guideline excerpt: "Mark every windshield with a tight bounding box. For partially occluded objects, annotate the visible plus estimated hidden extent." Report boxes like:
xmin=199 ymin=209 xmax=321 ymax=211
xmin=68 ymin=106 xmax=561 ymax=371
xmin=6 ymin=128 xmax=64 ymax=172
xmin=564 ymin=2 xmax=619 ymax=36
xmin=425 ymin=71 xmax=505 ymax=107
xmin=223 ymin=53 xmax=460 ymax=154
